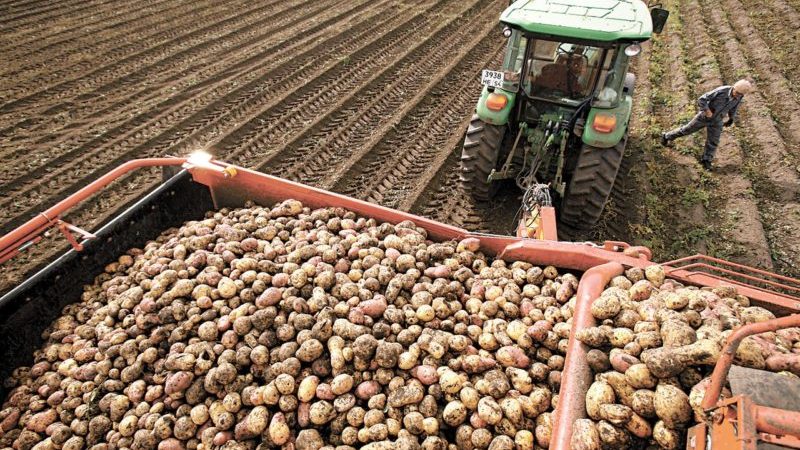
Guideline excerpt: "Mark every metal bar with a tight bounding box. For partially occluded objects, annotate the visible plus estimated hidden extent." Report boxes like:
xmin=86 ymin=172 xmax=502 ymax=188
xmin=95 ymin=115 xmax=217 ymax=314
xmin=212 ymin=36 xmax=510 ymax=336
xmin=702 ymin=314 xmax=800 ymax=411
xmin=0 ymin=158 xmax=186 ymax=265
xmin=754 ymin=406 xmax=800 ymax=440
xmin=673 ymin=267 xmax=800 ymax=297
xmin=667 ymin=263 xmax=800 ymax=294
xmin=665 ymin=254 xmax=800 ymax=286
xmin=666 ymin=271 xmax=800 ymax=314
xmin=550 ymin=262 xmax=625 ymax=450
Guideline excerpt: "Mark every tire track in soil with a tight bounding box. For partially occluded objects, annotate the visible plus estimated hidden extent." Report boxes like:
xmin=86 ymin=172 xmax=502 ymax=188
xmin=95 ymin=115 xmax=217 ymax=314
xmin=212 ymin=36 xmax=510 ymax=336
xmin=0 ymin=0 xmax=118 ymax=31
xmin=206 ymin=0 xmax=475 ymax=164
xmin=0 ymin=0 xmax=342 ymax=151
xmin=690 ymin=0 xmax=800 ymax=274
xmin=256 ymin=1 xmax=505 ymax=188
xmin=0 ymin=0 xmax=180 ymax=61
xmin=0 ymin=0 xmax=311 ymax=116
xmin=329 ymin=40 xmax=505 ymax=210
xmin=0 ymin=0 xmax=255 ymax=111
xmin=0 ymin=0 xmax=216 ymax=79
xmin=0 ymin=0 xmax=387 ymax=191
xmin=0 ymin=0 xmax=443 ymax=231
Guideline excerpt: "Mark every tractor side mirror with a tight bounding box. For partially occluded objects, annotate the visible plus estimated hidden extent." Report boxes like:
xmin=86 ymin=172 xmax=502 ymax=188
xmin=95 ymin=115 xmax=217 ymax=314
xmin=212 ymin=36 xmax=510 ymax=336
xmin=651 ymin=8 xmax=669 ymax=33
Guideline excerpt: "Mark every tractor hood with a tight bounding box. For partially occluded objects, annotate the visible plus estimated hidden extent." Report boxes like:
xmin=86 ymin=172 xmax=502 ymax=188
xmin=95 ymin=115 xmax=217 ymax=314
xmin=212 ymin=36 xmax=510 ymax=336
xmin=501 ymin=0 xmax=653 ymax=42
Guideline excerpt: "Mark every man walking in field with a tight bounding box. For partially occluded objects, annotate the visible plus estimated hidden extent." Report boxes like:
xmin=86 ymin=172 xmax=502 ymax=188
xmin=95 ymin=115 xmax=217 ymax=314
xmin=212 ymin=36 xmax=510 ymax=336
xmin=660 ymin=79 xmax=754 ymax=171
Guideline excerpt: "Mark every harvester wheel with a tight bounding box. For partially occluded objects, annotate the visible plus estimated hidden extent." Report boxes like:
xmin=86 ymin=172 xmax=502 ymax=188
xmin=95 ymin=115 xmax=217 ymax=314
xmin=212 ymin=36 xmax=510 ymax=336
xmin=558 ymin=135 xmax=626 ymax=239
xmin=459 ymin=114 xmax=506 ymax=202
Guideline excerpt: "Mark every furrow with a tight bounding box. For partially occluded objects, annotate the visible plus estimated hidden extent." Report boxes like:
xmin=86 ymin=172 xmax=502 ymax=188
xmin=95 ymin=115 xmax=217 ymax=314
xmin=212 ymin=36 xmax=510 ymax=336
xmin=0 ymin=0 xmax=302 ymax=115
xmin=260 ymin=1 xmax=503 ymax=187
xmin=0 ymin=0 xmax=383 ymax=187
xmin=688 ymin=0 xmax=800 ymax=274
xmin=353 ymin=41 xmax=505 ymax=210
xmin=0 ymin=0 xmax=338 ymax=152
xmin=330 ymin=36 xmax=503 ymax=197
xmin=1 ymin=0 xmax=211 ymax=79
xmin=0 ymin=0 xmax=118 ymax=31
xmin=0 ymin=0 xmax=431 ymax=229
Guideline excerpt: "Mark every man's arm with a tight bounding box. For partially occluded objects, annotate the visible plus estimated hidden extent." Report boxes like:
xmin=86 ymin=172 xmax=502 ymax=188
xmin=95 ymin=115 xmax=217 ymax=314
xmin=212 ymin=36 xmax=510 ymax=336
xmin=727 ymin=100 xmax=741 ymax=123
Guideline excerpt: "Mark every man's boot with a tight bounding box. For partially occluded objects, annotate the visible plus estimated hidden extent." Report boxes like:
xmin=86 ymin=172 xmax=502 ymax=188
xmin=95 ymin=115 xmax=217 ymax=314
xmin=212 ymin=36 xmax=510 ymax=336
xmin=701 ymin=159 xmax=713 ymax=171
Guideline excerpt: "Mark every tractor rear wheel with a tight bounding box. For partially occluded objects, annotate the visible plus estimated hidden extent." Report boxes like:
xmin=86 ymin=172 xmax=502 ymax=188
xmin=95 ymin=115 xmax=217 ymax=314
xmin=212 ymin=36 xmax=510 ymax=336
xmin=558 ymin=135 xmax=627 ymax=239
xmin=459 ymin=114 xmax=507 ymax=202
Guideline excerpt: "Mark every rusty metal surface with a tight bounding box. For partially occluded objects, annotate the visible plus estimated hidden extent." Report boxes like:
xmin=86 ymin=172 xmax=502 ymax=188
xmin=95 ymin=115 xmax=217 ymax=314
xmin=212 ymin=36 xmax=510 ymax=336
xmin=729 ymin=365 xmax=800 ymax=413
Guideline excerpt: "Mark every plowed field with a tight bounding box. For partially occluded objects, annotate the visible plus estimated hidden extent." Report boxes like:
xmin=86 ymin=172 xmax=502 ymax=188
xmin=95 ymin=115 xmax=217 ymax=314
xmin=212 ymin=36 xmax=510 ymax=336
xmin=1 ymin=0 xmax=798 ymax=292
xmin=0 ymin=0 xmax=519 ymax=291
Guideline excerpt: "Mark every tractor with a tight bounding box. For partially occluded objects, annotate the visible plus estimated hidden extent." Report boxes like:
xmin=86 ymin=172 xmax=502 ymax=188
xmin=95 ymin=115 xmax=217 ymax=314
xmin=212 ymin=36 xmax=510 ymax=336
xmin=460 ymin=0 xmax=669 ymax=238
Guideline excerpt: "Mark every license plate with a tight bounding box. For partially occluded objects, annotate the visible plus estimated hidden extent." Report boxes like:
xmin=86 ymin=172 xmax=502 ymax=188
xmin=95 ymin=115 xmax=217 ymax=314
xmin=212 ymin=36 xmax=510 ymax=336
xmin=481 ymin=70 xmax=504 ymax=88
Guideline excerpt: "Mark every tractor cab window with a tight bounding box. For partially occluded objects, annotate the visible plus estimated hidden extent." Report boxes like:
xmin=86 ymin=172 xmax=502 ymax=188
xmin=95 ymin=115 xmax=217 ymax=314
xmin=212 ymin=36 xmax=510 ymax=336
xmin=524 ymin=40 xmax=609 ymax=104
xmin=501 ymin=30 xmax=527 ymax=87
xmin=593 ymin=48 xmax=626 ymax=107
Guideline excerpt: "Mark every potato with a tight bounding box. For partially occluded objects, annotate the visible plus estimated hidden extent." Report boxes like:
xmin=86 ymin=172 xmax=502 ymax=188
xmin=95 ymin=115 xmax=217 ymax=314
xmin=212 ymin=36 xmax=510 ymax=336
xmin=660 ymin=320 xmax=696 ymax=348
xmin=766 ymin=353 xmax=800 ymax=375
xmin=586 ymin=349 xmax=611 ymax=373
xmin=608 ymin=328 xmax=635 ymax=348
xmin=570 ymin=419 xmax=601 ymax=450
xmin=576 ymin=327 xmax=608 ymax=348
xmin=596 ymin=420 xmax=630 ymax=448
xmin=585 ymin=381 xmax=615 ymax=420
xmin=653 ymin=420 xmax=682 ymax=449
xmin=631 ymin=389 xmax=656 ymax=418
xmin=625 ymin=364 xmax=657 ymax=389
xmin=609 ymin=350 xmax=640 ymax=373
xmin=735 ymin=337 xmax=766 ymax=369
xmin=599 ymin=372 xmax=635 ymax=407
xmin=596 ymin=403 xmax=633 ymax=425
xmin=654 ymin=384 xmax=691 ymax=428
xmin=624 ymin=411 xmax=652 ymax=438
xmin=591 ymin=295 xmax=621 ymax=320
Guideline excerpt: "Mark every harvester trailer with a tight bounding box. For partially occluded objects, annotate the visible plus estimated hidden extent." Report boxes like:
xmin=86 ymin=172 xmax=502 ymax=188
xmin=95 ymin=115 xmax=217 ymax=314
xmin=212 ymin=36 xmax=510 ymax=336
xmin=1 ymin=155 xmax=799 ymax=449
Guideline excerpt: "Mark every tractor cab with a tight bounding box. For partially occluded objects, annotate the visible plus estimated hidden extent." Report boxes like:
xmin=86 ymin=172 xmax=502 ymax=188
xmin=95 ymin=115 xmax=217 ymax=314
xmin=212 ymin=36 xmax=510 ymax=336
xmin=462 ymin=0 xmax=668 ymax=238
xmin=504 ymin=37 xmax=622 ymax=107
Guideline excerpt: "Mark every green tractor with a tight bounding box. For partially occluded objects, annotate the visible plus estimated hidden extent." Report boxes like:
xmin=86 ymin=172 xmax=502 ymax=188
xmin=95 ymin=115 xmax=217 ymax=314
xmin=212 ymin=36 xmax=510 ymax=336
xmin=460 ymin=0 xmax=669 ymax=237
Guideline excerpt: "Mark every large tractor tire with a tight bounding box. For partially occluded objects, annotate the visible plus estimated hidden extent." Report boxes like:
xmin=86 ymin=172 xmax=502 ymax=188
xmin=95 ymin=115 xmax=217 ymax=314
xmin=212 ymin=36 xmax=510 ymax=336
xmin=558 ymin=135 xmax=627 ymax=239
xmin=459 ymin=114 xmax=507 ymax=202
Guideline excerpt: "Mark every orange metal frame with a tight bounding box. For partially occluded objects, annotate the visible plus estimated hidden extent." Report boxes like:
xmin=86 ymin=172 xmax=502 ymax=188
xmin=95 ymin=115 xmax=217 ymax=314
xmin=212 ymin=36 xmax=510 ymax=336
xmin=0 ymin=158 xmax=186 ymax=264
xmin=689 ymin=315 xmax=800 ymax=449
xmin=1 ymin=158 xmax=799 ymax=450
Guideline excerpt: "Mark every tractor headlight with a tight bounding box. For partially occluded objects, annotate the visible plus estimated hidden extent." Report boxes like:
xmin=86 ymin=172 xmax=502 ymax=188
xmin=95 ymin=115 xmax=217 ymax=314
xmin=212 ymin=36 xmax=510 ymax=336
xmin=502 ymin=26 xmax=512 ymax=38
xmin=625 ymin=43 xmax=642 ymax=56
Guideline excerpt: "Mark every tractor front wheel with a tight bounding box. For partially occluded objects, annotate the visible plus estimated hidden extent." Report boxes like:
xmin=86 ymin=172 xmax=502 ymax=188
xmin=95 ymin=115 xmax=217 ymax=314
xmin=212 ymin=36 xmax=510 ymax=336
xmin=459 ymin=115 xmax=507 ymax=202
xmin=558 ymin=135 xmax=626 ymax=239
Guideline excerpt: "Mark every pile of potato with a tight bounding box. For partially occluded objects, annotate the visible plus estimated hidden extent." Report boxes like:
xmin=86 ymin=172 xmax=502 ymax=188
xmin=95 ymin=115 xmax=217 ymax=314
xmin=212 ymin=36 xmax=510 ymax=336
xmin=573 ymin=266 xmax=800 ymax=450
xmin=0 ymin=200 xmax=587 ymax=450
